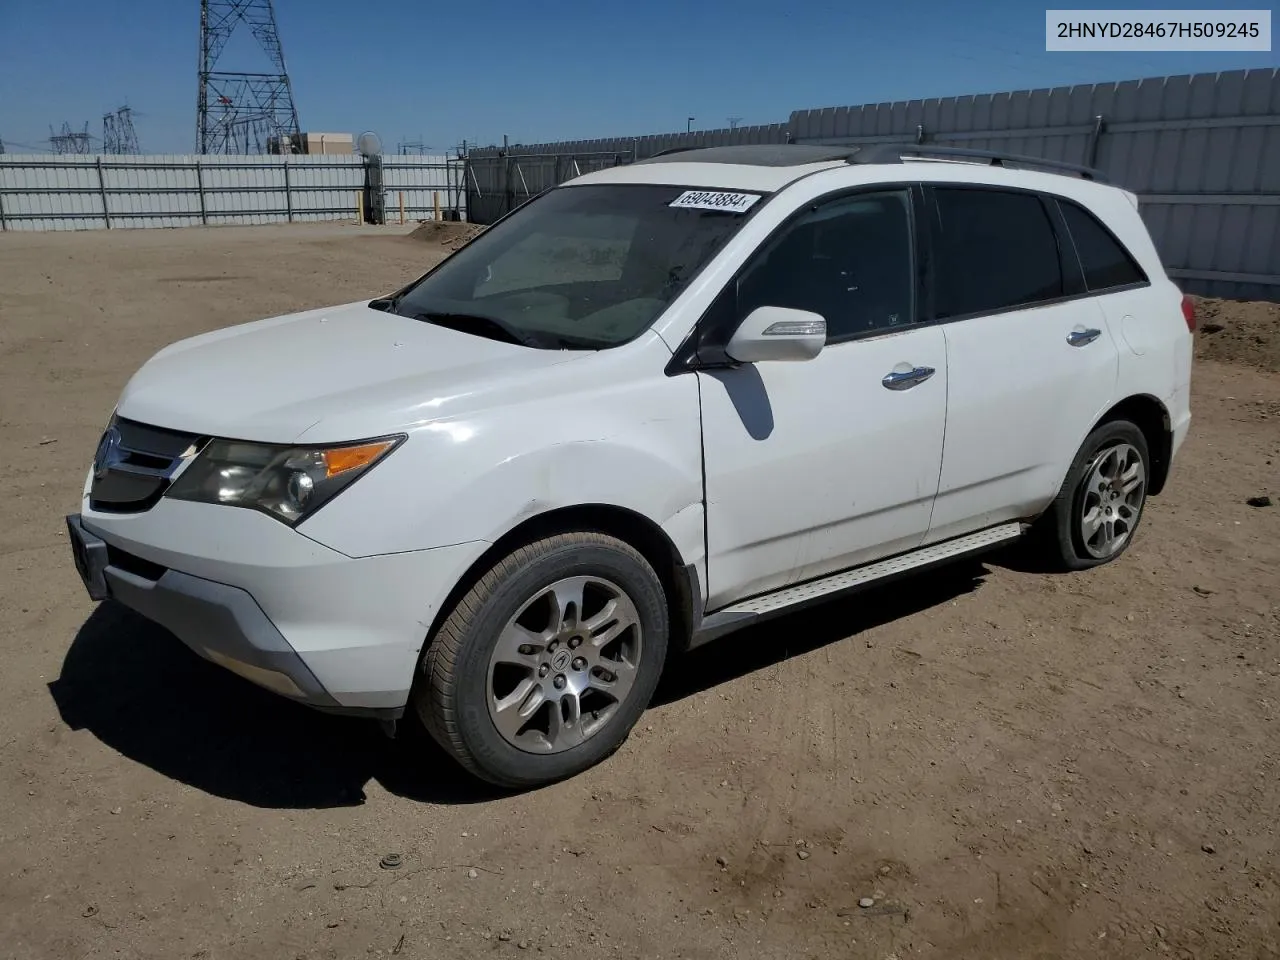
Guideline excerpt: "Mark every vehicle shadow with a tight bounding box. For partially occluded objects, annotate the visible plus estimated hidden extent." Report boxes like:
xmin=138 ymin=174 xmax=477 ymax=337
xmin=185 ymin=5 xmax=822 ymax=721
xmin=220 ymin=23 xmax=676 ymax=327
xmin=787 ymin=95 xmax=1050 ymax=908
xmin=982 ymin=536 xmax=1060 ymax=575
xmin=654 ymin=559 xmax=989 ymax=705
xmin=48 ymin=602 xmax=507 ymax=809
xmin=48 ymin=561 xmax=988 ymax=809
xmin=705 ymin=365 xmax=774 ymax=440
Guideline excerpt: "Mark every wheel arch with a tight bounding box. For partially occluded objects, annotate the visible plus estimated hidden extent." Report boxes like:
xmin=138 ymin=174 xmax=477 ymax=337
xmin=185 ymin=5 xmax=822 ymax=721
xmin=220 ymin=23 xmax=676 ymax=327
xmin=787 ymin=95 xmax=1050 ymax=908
xmin=1093 ymin=393 xmax=1173 ymax=496
xmin=416 ymin=503 xmax=700 ymax=683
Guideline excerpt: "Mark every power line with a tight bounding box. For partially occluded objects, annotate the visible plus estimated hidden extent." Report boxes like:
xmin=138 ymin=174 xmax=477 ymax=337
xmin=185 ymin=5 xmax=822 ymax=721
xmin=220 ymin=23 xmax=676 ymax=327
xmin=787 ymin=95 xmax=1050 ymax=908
xmin=197 ymin=0 xmax=301 ymax=153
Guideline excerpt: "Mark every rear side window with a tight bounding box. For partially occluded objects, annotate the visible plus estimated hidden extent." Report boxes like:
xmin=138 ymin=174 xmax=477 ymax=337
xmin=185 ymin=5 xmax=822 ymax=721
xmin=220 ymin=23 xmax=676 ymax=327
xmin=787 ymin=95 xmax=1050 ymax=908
xmin=1058 ymin=199 xmax=1148 ymax=292
xmin=933 ymin=188 xmax=1063 ymax=319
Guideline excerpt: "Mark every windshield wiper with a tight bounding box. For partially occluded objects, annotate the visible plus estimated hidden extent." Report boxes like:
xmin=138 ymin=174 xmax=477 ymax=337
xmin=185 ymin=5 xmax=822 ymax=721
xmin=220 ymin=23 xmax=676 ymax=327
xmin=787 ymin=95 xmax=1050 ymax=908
xmin=411 ymin=311 xmax=541 ymax=348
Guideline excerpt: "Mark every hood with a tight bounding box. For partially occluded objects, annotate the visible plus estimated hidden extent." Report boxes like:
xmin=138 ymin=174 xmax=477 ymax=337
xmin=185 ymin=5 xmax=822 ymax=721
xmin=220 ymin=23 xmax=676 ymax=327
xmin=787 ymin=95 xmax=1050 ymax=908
xmin=115 ymin=300 xmax=586 ymax=442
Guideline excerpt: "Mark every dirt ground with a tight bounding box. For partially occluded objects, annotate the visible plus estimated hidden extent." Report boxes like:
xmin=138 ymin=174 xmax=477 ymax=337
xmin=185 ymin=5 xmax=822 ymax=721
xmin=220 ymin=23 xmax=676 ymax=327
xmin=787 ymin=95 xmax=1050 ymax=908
xmin=1191 ymin=296 xmax=1280 ymax=375
xmin=1 ymin=222 xmax=1277 ymax=960
xmin=408 ymin=220 xmax=486 ymax=250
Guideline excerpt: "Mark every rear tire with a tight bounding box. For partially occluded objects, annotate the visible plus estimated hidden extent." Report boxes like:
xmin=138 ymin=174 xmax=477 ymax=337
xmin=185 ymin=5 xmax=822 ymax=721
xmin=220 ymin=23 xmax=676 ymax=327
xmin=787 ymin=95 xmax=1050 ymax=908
xmin=415 ymin=532 xmax=668 ymax=789
xmin=1031 ymin=419 xmax=1151 ymax=572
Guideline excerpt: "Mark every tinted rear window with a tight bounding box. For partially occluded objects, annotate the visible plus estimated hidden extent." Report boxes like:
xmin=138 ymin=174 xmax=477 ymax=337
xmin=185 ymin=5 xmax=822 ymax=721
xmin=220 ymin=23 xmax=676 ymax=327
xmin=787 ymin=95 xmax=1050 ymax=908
xmin=933 ymin=188 xmax=1064 ymax=319
xmin=1059 ymin=199 xmax=1147 ymax=292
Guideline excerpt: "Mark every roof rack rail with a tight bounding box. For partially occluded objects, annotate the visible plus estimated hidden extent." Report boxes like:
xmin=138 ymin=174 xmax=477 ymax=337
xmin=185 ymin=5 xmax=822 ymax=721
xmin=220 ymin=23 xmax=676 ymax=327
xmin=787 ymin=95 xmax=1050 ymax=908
xmin=848 ymin=143 xmax=1108 ymax=182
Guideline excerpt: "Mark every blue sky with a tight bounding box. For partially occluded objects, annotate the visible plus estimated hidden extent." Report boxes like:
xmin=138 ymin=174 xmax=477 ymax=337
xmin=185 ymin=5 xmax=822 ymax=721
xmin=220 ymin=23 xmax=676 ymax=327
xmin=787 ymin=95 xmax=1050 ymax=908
xmin=0 ymin=0 xmax=1275 ymax=153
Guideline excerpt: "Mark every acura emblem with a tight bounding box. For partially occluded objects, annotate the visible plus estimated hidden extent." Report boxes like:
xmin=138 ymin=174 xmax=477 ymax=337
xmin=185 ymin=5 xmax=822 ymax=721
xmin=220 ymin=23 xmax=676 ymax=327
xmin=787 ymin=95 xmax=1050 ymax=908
xmin=93 ymin=426 xmax=121 ymax=481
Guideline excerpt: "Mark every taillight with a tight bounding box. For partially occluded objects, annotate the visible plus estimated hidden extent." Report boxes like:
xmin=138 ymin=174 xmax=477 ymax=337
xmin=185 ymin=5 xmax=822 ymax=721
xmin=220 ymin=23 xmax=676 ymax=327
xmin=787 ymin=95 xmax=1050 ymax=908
xmin=1181 ymin=294 xmax=1196 ymax=333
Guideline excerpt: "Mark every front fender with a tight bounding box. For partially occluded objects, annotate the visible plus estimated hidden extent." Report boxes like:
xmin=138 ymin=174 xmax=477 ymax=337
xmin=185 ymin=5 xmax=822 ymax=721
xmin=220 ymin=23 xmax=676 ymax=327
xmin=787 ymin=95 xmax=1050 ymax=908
xmin=461 ymin=439 xmax=704 ymax=542
xmin=298 ymin=360 xmax=704 ymax=568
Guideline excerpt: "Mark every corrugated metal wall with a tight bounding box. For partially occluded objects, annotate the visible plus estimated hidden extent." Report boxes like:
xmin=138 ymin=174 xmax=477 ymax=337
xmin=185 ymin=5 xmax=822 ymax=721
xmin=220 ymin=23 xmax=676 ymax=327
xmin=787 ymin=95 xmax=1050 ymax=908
xmin=465 ymin=69 xmax=1279 ymax=301
xmin=466 ymin=124 xmax=787 ymax=223
xmin=379 ymin=155 xmax=467 ymax=223
xmin=786 ymin=69 xmax=1280 ymax=301
xmin=0 ymin=154 xmax=465 ymax=231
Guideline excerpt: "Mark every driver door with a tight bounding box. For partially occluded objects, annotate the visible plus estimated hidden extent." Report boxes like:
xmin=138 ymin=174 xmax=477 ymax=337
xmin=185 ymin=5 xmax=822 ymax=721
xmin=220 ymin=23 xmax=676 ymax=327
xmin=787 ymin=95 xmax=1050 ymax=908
xmin=697 ymin=187 xmax=948 ymax=609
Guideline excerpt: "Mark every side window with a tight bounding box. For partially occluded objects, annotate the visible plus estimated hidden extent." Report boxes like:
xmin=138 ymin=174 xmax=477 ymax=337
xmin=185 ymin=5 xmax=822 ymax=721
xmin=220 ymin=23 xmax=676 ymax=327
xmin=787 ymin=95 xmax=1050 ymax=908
xmin=737 ymin=190 xmax=915 ymax=341
xmin=1058 ymin=198 xmax=1148 ymax=292
xmin=933 ymin=188 xmax=1063 ymax=319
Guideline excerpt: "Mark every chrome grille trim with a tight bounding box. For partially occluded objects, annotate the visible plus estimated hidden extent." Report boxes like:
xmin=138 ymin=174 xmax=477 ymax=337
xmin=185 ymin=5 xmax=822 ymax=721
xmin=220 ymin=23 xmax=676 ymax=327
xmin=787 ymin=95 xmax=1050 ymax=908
xmin=89 ymin=416 xmax=207 ymax=513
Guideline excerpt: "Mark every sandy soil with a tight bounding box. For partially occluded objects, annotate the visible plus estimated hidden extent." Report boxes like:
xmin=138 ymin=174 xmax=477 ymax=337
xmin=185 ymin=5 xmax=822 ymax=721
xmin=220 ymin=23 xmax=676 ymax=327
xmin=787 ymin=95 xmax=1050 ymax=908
xmin=408 ymin=220 xmax=486 ymax=250
xmin=1192 ymin=296 xmax=1280 ymax=374
xmin=1 ymin=223 xmax=1277 ymax=960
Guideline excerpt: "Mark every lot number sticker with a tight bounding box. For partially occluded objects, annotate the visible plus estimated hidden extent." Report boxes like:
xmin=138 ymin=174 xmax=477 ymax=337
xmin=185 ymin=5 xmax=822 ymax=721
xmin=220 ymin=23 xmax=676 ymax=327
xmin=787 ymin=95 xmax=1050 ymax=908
xmin=669 ymin=190 xmax=761 ymax=214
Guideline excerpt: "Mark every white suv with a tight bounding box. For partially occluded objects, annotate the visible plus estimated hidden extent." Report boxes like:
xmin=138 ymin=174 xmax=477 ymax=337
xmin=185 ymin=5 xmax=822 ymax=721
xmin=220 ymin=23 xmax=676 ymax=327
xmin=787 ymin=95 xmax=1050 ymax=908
xmin=67 ymin=144 xmax=1194 ymax=787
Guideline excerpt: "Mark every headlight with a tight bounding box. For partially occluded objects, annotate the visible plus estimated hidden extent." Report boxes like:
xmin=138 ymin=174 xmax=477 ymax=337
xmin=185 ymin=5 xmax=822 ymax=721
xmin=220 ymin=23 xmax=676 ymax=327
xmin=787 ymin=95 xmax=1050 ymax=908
xmin=166 ymin=435 xmax=404 ymax=524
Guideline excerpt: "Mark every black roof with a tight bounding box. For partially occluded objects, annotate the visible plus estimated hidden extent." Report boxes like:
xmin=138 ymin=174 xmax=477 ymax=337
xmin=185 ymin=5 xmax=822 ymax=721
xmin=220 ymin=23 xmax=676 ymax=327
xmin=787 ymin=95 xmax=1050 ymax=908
xmin=636 ymin=142 xmax=1108 ymax=182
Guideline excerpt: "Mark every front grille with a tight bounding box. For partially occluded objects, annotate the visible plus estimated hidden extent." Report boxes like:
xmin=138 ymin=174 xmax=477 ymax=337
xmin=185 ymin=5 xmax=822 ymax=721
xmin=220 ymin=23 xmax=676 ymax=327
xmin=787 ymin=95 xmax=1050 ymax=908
xmin=89 ymin=417 xmax=206 ymax=514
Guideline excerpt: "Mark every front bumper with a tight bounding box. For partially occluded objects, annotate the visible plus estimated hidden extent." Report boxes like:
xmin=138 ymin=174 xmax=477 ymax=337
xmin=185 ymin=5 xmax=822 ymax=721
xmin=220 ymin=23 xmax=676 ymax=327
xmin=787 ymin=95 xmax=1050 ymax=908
xmin=66 ymin=504 xmax=486 ymax=717
xmin=68 ymin=514 xmax=341 ymax=708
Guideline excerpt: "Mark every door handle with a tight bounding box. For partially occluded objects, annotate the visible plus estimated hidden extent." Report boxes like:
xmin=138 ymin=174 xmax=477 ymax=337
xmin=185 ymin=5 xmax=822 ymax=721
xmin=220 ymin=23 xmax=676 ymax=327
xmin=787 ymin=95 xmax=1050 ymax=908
xmin=1067 ymin=328 xmax=1102 ymax=347
xmin=881 ymin=365 xmax=936 ymax=391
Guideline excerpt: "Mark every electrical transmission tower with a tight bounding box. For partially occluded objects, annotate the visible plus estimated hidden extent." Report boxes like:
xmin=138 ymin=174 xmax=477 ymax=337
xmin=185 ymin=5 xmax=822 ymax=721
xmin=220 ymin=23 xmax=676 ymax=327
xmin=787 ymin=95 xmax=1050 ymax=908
xmin=103 ymin=106 xmax=142 ymax=154
xmin=50 ymin=122 xmax=93 ymax=154
xmin=197 ymin=0 xmax=301 ymax=154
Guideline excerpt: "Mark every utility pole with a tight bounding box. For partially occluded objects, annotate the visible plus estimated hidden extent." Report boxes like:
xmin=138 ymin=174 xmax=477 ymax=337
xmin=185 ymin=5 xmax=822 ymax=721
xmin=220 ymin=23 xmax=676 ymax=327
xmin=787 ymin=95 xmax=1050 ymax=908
xmin=197 ymin=0 xmax=301 ymax=153
xmin=103 ymin=106 xmax=141 ymax=154
xmin=49 ymin=122 xmax=92 ymax=154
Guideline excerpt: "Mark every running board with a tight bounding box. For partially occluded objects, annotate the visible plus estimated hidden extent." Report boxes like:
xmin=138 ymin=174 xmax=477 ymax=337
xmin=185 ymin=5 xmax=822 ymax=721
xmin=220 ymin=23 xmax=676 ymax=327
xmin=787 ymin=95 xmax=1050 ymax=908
xmin=689 ymin=522 xmax=1026 ymax=649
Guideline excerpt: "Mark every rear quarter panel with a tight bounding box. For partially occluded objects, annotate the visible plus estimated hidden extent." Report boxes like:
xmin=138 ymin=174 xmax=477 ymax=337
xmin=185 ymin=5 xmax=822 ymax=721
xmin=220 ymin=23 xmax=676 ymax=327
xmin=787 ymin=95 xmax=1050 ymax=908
xmin=1073 ymin=191 xmax=1193 ymax=456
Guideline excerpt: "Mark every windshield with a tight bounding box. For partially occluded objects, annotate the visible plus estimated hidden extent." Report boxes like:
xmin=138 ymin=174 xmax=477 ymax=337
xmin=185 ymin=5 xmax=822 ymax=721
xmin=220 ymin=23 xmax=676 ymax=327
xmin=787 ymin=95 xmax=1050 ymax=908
xmin=389 ymin=183 xmax=761 ymax=349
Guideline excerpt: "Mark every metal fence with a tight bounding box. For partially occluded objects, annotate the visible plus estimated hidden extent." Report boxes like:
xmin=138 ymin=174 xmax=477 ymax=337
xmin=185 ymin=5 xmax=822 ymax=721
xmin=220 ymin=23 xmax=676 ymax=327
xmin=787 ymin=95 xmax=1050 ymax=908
xmin=785 ymin=69 xmax=1280 ymax=301
xmin=4 ymin=70 xmax=1276 ymax=299
xmin=0 ymin=153 xmax=465 ymax=231
xmin=465 ymin=147 xmax=634 ymax=224
xmin=380 ymin=155 xmax=467 ymax=224
xmin=465 ymin=69 xmax=1279 ymax=301
xmin=465 ymin=124 xmax=787 ymax=223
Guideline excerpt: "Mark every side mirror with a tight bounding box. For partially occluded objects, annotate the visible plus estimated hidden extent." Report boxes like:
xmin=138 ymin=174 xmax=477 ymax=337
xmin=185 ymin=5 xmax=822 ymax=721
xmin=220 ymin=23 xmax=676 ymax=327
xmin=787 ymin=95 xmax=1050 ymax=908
xmin=725 ymin=306 xmax=826 ymax=363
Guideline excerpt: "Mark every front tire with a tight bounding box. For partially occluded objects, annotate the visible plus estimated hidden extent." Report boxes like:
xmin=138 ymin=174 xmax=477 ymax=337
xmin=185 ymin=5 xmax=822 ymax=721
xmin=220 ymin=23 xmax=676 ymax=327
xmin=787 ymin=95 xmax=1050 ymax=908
xmin=415 ymin=532 xmax=669 ymax=788
xmin=1032 ymin=419 xmax=1151 ymax=571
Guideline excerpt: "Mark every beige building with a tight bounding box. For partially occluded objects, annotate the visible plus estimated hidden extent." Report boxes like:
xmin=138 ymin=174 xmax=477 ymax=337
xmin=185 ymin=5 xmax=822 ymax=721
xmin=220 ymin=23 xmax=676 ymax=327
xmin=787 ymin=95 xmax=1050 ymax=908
xmin=269 ymin=132 xmax=354 ymax=155
xmin=298 ymin=132 xmax=354 ymax=155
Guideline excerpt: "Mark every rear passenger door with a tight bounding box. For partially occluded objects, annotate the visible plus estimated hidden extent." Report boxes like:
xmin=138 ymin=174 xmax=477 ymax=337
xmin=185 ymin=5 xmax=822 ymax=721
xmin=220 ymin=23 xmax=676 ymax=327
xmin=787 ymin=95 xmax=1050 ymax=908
xmin=924 ymin=185 xmax=1120 ymax=544
xmin=1054 ymin=195 xmax=1159 ymax=358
